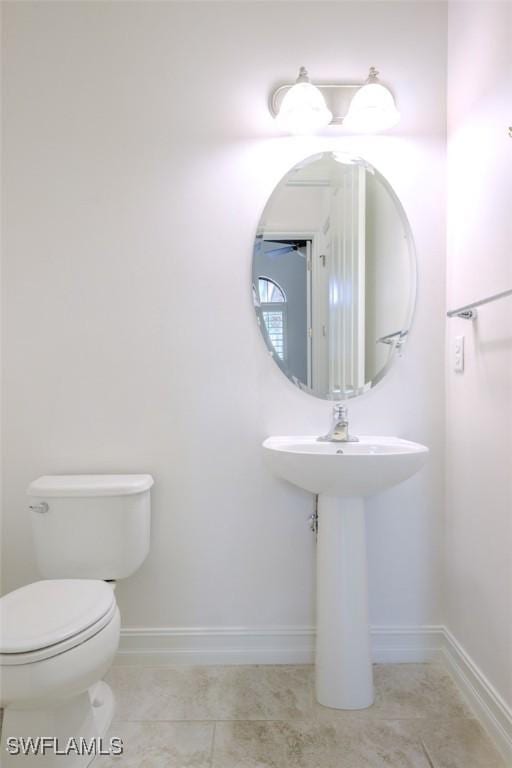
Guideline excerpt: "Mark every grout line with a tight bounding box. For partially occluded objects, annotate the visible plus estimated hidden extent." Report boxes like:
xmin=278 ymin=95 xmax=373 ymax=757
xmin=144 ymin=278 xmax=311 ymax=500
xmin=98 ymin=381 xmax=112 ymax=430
xmin=209 ymin=721 xmax=217 ymax=767
xmin=420 ymin=738 xmax=437 ymax=768
xmin=110 ymin=716 xmax=480 ymax=724
xmin=111 ymin=663 xmax=316 ymax=668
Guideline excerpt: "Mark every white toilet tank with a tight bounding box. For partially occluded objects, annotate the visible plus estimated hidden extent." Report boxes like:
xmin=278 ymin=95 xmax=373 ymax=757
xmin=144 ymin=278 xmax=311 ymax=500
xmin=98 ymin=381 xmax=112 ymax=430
xmin=27 ymin=474 xmax=153 ymax=580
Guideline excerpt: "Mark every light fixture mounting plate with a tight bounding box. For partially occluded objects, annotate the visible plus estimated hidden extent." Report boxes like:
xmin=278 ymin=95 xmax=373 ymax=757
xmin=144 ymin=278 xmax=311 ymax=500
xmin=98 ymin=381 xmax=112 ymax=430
xmin=270 ymin=81 xmax=360 ymax=126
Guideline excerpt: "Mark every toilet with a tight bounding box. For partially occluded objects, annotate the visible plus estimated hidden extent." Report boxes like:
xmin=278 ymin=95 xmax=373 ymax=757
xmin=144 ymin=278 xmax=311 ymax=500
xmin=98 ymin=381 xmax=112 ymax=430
xmin=0 ymin=474 xmax=153 ymax=767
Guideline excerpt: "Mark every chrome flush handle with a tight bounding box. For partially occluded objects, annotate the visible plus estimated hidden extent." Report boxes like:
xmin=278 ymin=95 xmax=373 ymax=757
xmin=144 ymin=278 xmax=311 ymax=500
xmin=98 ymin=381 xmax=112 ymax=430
xmin=29 ymin=502 xmax=49 ymax=513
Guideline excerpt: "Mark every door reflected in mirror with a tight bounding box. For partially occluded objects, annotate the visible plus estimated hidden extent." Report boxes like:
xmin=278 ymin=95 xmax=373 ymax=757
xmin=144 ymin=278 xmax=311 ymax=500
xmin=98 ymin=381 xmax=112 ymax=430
xmin=253 ymin=152 xmax=416 ymax=400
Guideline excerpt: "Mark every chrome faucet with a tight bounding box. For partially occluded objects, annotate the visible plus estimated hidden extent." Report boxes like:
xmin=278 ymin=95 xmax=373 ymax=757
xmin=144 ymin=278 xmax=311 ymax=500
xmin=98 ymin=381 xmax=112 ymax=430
xmin=318 ymin=404 xmax=359 ymax=443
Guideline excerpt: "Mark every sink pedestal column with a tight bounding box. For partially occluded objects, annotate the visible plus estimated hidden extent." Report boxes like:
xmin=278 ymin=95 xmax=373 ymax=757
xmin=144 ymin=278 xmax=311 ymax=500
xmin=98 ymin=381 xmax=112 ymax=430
xmin=315 ymin=495 xmax=374 ymax=709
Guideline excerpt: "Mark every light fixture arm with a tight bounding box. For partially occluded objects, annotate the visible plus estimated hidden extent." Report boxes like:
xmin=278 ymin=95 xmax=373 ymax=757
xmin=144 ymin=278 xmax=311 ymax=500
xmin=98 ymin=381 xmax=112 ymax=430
xmin=367 ymin=66 xmax=380 ymax=83
xmin=270 ymin=81 xmax=360 ymax=126
xmin=296 ymin=66 xmax=310 ymax=83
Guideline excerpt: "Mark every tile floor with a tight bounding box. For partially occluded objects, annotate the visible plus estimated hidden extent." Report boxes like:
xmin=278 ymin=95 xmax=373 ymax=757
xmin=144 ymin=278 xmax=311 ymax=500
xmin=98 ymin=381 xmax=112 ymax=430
xmin=91 ymin=663 xmax=508 ymax=767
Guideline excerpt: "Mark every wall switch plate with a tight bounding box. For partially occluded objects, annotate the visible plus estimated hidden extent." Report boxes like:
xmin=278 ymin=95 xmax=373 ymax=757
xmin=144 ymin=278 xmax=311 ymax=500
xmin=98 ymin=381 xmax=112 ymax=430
xmin=453 ymin=335 xmax=464 ymax=373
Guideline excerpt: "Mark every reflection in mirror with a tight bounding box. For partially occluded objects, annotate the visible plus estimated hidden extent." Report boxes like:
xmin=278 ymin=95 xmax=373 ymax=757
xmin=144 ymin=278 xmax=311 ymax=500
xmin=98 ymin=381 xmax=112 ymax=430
xmin=253 ymin=153 xmax=416 ymax=400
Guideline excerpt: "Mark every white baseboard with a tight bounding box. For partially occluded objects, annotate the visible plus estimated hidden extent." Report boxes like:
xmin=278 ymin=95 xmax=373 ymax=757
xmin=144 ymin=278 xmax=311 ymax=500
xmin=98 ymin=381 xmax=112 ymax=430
xmin=117 ymin=625 xmax=315 ymax=666
xmin=116 ymin=624 xmax=443 ymax=667
xmin=115 ymin=623 xmax=512 ymax=762
xmin=370 ymin=625 xmax=443 ymax=664
xmin=441 ymin=628 xmax=512 ymax=765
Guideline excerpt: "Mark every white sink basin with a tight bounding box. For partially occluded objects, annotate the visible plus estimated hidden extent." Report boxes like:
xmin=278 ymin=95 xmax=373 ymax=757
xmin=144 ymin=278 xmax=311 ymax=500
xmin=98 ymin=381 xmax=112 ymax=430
xmin=262 ymin=432 xmax=428 ymax=711
xmin=263 ymin=435 xmax=428 ymax=497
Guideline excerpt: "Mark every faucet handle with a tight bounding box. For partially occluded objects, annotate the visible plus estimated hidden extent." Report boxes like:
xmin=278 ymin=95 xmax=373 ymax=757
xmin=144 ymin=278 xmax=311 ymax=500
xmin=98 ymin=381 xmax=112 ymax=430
xmin=333 ymin=403 xmax=347 ymax=420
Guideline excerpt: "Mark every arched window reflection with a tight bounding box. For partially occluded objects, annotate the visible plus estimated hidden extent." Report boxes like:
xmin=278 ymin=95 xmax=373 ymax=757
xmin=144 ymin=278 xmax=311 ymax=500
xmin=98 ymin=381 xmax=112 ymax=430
xmin=258 ymin=277 xmax=287 ymax=361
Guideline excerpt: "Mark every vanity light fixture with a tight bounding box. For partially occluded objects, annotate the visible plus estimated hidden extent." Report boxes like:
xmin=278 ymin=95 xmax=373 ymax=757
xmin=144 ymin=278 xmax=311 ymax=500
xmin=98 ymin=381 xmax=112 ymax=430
xmin=275 ymin=66 xmax=333 ymax=135
xmin=344 ymin=67 xmax=400 ymax=133
xmin=270 ymin=66 xmax=400 ymax=135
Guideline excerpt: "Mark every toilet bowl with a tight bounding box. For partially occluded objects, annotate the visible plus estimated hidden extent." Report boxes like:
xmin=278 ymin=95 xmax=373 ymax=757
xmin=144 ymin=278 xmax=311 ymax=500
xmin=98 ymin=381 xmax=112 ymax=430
xmin=0 ymin=580 xmax=120 ymax=767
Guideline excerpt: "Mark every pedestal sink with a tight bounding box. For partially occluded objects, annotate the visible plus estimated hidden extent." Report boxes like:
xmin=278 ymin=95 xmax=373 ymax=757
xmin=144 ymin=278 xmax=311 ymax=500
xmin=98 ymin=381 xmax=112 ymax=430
xmin=262 ymin=435 xmax=428 ymax=710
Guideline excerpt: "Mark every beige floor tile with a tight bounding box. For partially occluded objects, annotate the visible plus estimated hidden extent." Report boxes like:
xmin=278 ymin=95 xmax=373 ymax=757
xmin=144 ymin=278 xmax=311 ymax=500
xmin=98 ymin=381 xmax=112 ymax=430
xmin=106 ymin=665 xmax=312 ymax=721
xmin=417 ymin=718 xmax=507 ymax=768
xmin=212 ymin=719 xmax=431 ymax=768
xmin=313 ymin=664 xmax=472 ymax=721
xmin=92 ymin=721 xmax=214 ymax=768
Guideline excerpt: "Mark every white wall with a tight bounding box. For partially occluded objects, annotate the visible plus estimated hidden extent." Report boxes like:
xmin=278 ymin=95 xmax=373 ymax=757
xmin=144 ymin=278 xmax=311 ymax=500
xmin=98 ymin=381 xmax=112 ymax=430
xmin=446 ymin=1 xmax=512 ymax=707
xmin=1 ymin=2 xmax=446 ymax=635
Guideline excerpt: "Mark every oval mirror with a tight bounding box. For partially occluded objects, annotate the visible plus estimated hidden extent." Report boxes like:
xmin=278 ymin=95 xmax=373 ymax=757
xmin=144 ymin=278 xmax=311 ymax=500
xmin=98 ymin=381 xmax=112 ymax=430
xmin=253 ymin=152 xmax=416 ymax=400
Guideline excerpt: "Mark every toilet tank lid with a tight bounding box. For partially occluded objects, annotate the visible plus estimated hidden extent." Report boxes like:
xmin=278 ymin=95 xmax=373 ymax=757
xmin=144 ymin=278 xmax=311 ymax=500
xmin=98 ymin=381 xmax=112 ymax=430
xmin=27 ymin=474 xmax=154 ymax=498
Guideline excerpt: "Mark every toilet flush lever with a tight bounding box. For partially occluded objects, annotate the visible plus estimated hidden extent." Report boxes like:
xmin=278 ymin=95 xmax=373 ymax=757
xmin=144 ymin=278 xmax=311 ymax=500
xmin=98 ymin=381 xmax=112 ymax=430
xmin=29 ymin=502 xmax=49 ymax=513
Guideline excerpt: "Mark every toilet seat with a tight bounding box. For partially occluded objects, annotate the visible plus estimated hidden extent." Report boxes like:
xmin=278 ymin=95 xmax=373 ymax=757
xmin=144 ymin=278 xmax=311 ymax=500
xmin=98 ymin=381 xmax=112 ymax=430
xmin=0 ymin=601 xmax=117 ymax=666
xmin=0 ymin=579 xmax=117 ymax=666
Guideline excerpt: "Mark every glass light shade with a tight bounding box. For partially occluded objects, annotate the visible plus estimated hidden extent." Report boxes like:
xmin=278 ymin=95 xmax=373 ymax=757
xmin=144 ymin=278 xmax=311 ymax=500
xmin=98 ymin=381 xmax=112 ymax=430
xmin=276 ymin=82 xmax=333 ymax=135
xmin=344 ymin=82 xmax=400 ymax=133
